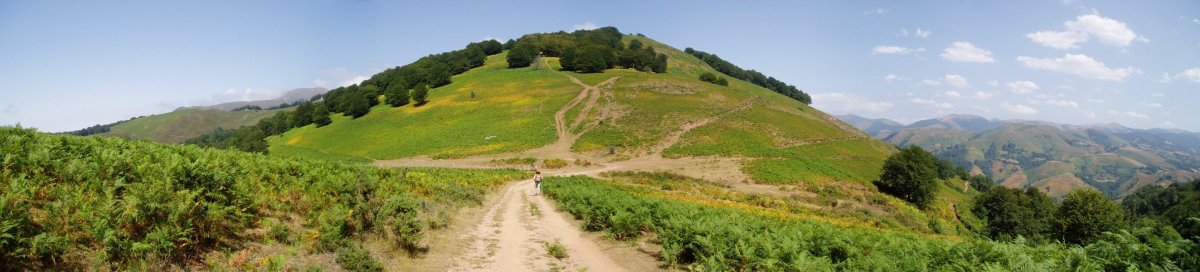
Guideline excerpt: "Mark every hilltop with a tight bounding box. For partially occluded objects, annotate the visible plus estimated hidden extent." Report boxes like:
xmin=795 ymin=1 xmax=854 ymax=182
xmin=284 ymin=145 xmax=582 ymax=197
xmin=839 ymin=114 xmax=1200 ymax=198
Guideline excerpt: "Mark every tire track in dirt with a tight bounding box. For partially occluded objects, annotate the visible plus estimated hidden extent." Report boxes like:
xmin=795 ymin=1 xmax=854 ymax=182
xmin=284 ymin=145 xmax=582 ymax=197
xmin=447 ymin=179 xmax=628 ymax=272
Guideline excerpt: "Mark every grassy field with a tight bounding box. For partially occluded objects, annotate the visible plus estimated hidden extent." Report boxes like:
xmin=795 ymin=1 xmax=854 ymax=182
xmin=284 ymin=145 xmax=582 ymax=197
xmin=544 ymin=174 xmax=1196 ymax=271
xmin=268 ymin=52 xmax=578 ymax=160
xmin=0 ymin=127 xmax=527 ymax=270
xmin=103 ymin=107 xmax=285 ymax=144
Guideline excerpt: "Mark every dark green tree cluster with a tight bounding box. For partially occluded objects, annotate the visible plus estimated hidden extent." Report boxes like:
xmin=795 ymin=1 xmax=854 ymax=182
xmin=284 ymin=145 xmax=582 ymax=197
xmin=875 ymin=146 xmax=940 ymax=209
xmin=699 ymin=72 xmax=729 ymax=86
xmin=684 ymin=47 xmax=812 ymax=104
xmin=1122 ymin=180 xmax=1200 ymax=239
xmin=507 ymin=27 xmax=667 ymax=73
xmin=185 ymin=101 xmax=331 ymax=153
xmin=972 ymin=187 xmax=1055 ymax=241
xmin=61 ymin=116 xmax=143 ymax=136
xmin=972 ymin=186 xmax=1133 ymax=245
xmin=231 ymin=105 xmax=263 ymax=111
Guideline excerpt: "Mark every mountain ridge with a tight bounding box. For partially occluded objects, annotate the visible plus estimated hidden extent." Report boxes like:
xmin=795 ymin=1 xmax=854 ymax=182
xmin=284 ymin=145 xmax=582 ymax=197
xmin=837 ymin=113 xmax=1200 ymax=198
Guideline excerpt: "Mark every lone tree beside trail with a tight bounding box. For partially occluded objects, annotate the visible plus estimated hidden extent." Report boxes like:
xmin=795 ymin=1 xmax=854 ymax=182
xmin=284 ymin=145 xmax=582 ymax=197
xmin=875 ymin=145 xmax=939 ymax=209
xmin=412 ymin=84 xmax=429 ymax=106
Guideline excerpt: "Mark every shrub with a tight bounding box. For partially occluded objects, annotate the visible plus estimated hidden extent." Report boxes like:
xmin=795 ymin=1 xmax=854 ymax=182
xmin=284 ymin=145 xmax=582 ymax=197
xmin=542 ymin=159 xmax=569 ymax=169
xmin=544 ymin=240 xmax=568 ymax=259
xmin=335 ymin=246 xmax=384 ymax=272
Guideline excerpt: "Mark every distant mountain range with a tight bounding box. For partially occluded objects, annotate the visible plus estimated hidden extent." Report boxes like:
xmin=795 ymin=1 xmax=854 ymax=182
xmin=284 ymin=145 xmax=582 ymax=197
xmin=201 ymin=87 xmax=327 ymax=111
xmin=837 ymin=114 xmax=1200 ymax=199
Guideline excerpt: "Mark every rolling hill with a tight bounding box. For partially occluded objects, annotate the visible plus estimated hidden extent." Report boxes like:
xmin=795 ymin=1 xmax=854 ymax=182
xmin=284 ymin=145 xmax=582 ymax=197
xmin=839 ymin=114 xmax=1200 ymax=198
xmin=101 ymin=107 xmax=287 ymax=144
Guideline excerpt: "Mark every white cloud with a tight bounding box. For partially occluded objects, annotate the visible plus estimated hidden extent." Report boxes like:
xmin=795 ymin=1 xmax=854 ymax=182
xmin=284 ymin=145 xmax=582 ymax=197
xmin=1158 ymin=72 xmax=1173 ymax=83
xmin=1086 ymin=98 xmax=1105 ymax=103
xmin=1066 ymin=14 xmax=1148 ymax=47
xmin=1028 ymin=14 xmax=1147 ymax=49
xmin=1145 ymin=102 xmax=1162 ymax=108
xmin=943 ymin=74 xmax=969 ymax=88
xmin=215 ymin=88 xmax=283 ymax=102
xmin=570 ymin=22 xmax=599 ymax=31
xmin=1083 ymin=111 xmax=1096 ymax=118
xmin=909 ymin=98 xmax=954 ymax=109
xmin=915 ymin=28 xmax=932 ymax=38
xmin=988 ymin=80 xmax=1000 ymax=87
xmin=1006 ymin=80 xmax=1040 ymax=93
xmin=1003 ymin=103 xmax=1039 ymax=115
xmin=340 ymin=75 xmax=370 ymax=87
xmin=1026 ymin=31 xmax=1089 ymax=49
xmin=944 ymin=91 xmax=961 ymax=97
xmin=1160 ymin=121 xmax=1177 ymax=128
xmin=872 ymin=46 xmax=925 ymax=55
xmin=313 ymin=79 xmax=329 ymax=88
xmin=1194 ymin=18 xmax=1200 ymax=24
xmin=941 ymin=42 xmax=995 ymax=63
xmin=884 ymin=74 xmax=909 ymax=83
xmin=1181 ymin=68 xmax=1200 ymax=83
xmin=1057 ymin=84 xmax=1075 ymax=90
xmin=1109 ymin=110 xmax=1149 ymax=119
xmin=1151 ymin=92 xmax=1164 ymax=97
xmin=865 ymin=8 xmax=890 ymax=15
xmin=973 ymin=91 xmax=998 ymax=100
xmin=1044 ymin=99 xmax=1079 ymax=107
xmin=921 ymin=79 xmax=943 ymax=86
xmin=812 ymin=92 xmax=895 ymax=113
xmin=1015 ymin=54 xmax=1137 ymax=81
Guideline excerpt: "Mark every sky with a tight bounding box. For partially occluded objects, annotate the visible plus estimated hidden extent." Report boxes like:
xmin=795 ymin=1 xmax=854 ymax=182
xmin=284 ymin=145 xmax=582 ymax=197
xmin=1 ymin=0 xmax=1198 ymax=132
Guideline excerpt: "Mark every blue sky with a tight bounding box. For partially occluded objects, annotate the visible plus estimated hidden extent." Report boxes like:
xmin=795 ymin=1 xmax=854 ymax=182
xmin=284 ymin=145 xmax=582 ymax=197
xmin=1 ymin=0 xmax=1197 ymax=132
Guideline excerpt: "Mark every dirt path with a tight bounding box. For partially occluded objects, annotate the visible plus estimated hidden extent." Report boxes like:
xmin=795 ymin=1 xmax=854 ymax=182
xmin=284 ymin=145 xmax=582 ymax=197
xmin=447 ymin=179 xmax=629 ymax=272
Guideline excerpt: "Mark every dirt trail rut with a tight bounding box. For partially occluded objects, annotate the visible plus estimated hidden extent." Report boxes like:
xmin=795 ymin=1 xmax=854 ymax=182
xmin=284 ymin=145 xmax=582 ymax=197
xmin=448 ymin=179 xmax=628 ymax=272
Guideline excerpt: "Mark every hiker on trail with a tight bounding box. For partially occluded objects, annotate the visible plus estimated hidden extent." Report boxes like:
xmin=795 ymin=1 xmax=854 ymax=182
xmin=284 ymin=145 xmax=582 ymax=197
xmin=533 ymin=171 xmax=544 ymax=195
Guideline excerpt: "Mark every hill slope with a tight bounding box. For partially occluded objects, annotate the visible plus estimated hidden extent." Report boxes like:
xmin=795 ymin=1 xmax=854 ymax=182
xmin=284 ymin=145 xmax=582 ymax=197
xmin=101 ymin=107 xmax=286 ymax=144
xmin=269 ymin=34 xmax=892 ymax=188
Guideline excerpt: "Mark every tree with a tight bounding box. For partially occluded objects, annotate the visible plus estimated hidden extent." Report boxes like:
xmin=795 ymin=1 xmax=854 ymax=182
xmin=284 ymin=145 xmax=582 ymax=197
xmin=652 ymin=53 xmax=668 ymax=73
xmin=560 ymin=47 xmax=577 ymax=71
xmin=715 ymin=77 xmax=729 ymax=86
xmin=874 ymin=145 xmax=939 ymax=209
xmin=411 ymin=84 xmax=428 ymax=106
xmin=574 ymin=47 xmax=610 ymax=73
xmin=292 ymin=102 xmax=315 ymax=128
xmin=345 ymin=90 xmax=371 ymax=118
xmin=700 ymin=72 xmax=718 ymax=83
xmin=384 ymin=84 xmax=410 ymax=107
xmin=312 ymin=102 xmax=332 ymax=127
xmin=628 ymin=39 xmax=643 ymax=50
xmin=478 ymin=39 xmax=503 ymax=55
xmin=968 ymin=174 xmax=994 ymax=192
xmin=507 ymin=43 xmax=536 ymax=68
xmin=1054 ymin=189 xmax=1123 ymax=244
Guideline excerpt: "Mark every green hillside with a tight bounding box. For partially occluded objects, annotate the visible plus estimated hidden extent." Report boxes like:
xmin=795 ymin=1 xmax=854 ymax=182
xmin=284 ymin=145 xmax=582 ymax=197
xmin=269 ymin=34 xmax=889 ymax=186
xmin=102 ymin=107 xmax=285 ymax=144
